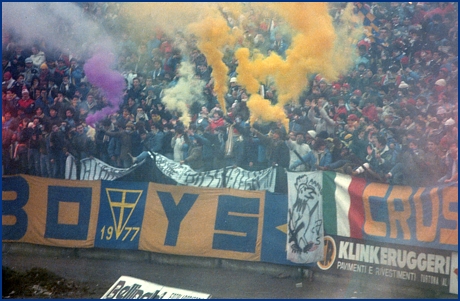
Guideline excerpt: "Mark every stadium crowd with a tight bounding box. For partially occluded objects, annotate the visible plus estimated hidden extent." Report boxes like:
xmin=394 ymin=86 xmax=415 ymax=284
xmin=2 ymin=2 xmax=458 ymax=188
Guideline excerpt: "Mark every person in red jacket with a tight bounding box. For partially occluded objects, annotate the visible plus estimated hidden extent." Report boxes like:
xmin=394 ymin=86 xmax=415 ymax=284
xmin=16 ymin=86 xmax=35 ymax=118
xmin=361 ymin=97 xmax=379 ymax=123
xmin=207 ymin=110 xmax=225 ymax=134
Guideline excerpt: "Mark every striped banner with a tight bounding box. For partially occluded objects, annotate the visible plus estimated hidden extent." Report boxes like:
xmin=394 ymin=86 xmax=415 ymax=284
xmin=322 ymin=171 xmax=366 ymax=239
xmin=319 ymin=171 xmax=457 ymax=251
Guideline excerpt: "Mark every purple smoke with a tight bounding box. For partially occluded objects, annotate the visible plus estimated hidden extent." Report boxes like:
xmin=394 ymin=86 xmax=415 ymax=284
xmin=83 ymin=49 xmax=126 ymax=126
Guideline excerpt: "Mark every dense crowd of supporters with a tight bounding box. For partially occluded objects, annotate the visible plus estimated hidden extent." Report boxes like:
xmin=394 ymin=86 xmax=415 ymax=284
xmin=2 ymin=2 xmax=458 ymax=188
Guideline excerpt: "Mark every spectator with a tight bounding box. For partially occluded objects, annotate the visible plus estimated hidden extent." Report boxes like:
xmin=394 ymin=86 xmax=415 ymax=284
xmin=423 ymin=138 xmax=447 ymax=185
xmin=59 ymin=75 xmax=76 ymax=99
xmin=180 ymin=134 xmax=204 ymax=171
xmin=386 ymin=138 xmax=428 ymax=186
xmin=135 ymin=107 xmax=149 ymax=123
xmin=67 ymin=122 xmax=97 ymax=179
xmin=16 ymin=87 xmax=35 ymax=118
xmin=171 ymin=127 xmax=189 ymax=163
xmin=357 ymin=135 xmax=394 ymax=181
xmin=37 ymin=123 xmax=51 ymax=178
xmin=308 ymin=98 xmax=336 ymax=138
xmin=290 ymin=137 xmax=332 ymax=172
xmin=79 ymin=93 xmax=98 ymax=117
xmin=438 ymin=140 xmax=458 ymax=184
xmin=3 ymin=90 xmax=20 ymax=117
xmin=29 ymin=45 xmax=46 ymax=69
xmin=286 ymin=132 xmax=311 ymax=171
xmin=49 ymin=123 xmax=68 ymax=179
xmin=103 ymin=121 xmax=135 ymax=168
xmin=126 ymin=77 xmax=143 ymax=102
xmin=11 ymin=73 xmax=25 ymax=98
xmin=34 ymin=88 xmax=53 ymax=116
xmin=23 ymin=57 xmax=39 ymax=87
xmin=2 ymin=118 xmax=15 ymax=175
xmin=2 ymin=71 xmax=15 ymax=91
xmin=66 ymin=58 xmax=85 ymax=86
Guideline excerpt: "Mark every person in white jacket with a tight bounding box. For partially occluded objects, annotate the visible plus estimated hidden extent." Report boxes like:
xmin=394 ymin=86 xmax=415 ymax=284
xmin=307 ymin=97 xmax=337 ymax=138
xmin=286 ymin=132 xmax=311 ymax=171
xmin=29 ymin=45 xmax=46 ymax=69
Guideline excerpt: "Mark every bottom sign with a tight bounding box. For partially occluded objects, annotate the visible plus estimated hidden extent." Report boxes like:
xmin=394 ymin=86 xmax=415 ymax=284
xmin=316 ymin=235 xmax=458 ymax=295
xmin=101 ymin=276 xmax=211 ymax=299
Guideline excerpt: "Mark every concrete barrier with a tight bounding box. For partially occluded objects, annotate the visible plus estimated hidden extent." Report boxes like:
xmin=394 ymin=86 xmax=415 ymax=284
xmin=2 ymin=242 xmax=303 ymax=278
xmin=1 ymin=242 xmax=455 ymax=299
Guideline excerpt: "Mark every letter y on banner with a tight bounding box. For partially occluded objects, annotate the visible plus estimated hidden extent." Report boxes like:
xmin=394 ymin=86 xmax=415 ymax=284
xmin=287 ymin=171 xmax=324 ymax=264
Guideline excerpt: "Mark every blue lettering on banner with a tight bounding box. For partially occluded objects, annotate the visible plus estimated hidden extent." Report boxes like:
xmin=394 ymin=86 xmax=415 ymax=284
xmin=368 ymin=194 xmax=389 ymax=226
xmin=45 ymin=186 xmax=92 ymax=240
xmin=212 ymin=195 xmax=259 ymax=253
xmin=2 ymin=176 xmax=29 ymax=240
xmin=157 ymin=192 xmax=198 ymax=246
xmin=95 ymin=181 xmax=148 ymax=249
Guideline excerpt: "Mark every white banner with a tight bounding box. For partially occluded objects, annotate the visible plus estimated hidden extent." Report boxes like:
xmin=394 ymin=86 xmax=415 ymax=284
xmin=287 ymin=171 xmax=324 ymax=264
xmin=65 ymin=154 xmax=77 ymax=180
xmin=101 ymin=275 xmax=211 ymax=299
xmin=64 ymin=152 xmax=276 ymax=192
xmin=152 ymin=152 xmax=277 ymax=192
xmin=65 ymin=156 xmax=145 ymax=180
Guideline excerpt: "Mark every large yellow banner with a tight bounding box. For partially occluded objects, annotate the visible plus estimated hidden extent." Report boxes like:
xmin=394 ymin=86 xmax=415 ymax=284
xmin=139 ymin=183 xmax=265 ymax=261
xmin=3 ymin=175 xmax=101 ymax=248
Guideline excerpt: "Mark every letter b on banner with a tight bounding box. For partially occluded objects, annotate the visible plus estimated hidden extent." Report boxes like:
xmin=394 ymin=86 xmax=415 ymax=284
xmin=2 ymin=176 xmax=29 ymax=240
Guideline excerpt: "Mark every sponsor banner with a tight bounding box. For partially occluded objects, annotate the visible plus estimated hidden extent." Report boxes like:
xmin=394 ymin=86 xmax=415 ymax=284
xmin=2 ymin=175 xmax=100 ymax=248
xmin=317 ymin=235 xmax=457 ymax=294
xmin=152 ymin=152 xmax=277 ymax=192
xmin=101 ymin=275 xmax=211 ymax=299
xmin=321 ymin=172 xmax=458 ymax=252
xmin=450 ymin=252 xmax=458 ymax=294
xmin=287 ymin=171 xmax=324 ymax=264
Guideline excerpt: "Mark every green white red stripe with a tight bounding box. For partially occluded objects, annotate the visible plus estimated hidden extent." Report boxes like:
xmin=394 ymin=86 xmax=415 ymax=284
xmin=322 ymin=171 xmax=366 ymax=239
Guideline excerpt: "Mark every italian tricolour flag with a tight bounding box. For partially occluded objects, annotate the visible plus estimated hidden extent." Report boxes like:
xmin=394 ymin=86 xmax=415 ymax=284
xmin=322 ymin=171 xmax=367 ymax=239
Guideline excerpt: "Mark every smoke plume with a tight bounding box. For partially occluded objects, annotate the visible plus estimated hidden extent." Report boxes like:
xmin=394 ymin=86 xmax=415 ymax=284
xmin=162 ymin=61 xmax=206 ymax=126
xmin=83 ymin=48 xmax=126 ymax=126
xmin=3 ymin=2 xmax=361 ymax=129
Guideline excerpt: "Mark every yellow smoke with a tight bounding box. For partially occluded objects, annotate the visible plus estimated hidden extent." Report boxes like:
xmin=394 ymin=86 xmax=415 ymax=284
xmin=246 ymin=94 xmax=287 ymax=126
xmin=232 ymin=3 xmax=359 ymax=129
xmin=118 ymin=3 xmax=360 ymax=129
xmin=119 ymin=3 xmax=212 ymax=41
xmin=330 ymin=3 xmax=363 ymax=75
xmin=188 ymin=15 xmax=236 ymax=115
